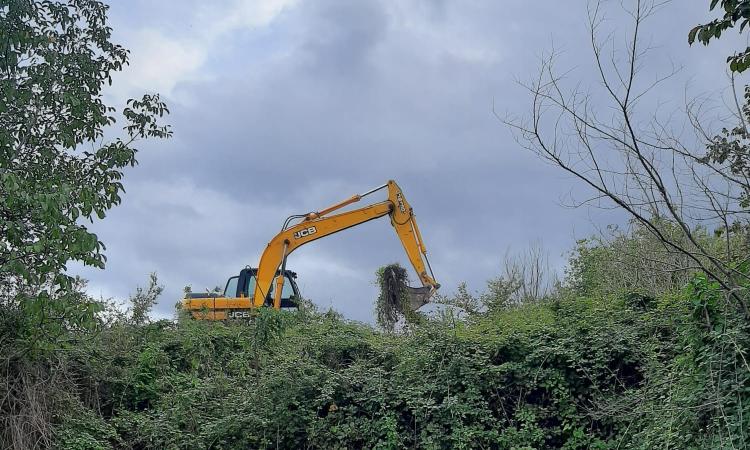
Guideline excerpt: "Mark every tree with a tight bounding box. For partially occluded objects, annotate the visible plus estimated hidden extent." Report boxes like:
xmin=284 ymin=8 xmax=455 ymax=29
xmin=505 ymin=0 xmax=749 ymax=315
xmin=0 ymin=0 xmax=171 ymax=351
xmin=688 ymin=0 xmax=750 ymax=220
xmin=689 ymin=0 xmax=750 ymax=72
xmin=129 ymin=272 xmax=163 ymax=326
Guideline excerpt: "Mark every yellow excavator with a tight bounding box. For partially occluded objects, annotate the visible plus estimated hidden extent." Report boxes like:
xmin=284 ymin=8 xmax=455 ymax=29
xmin=182 ymin=180 xmax=440 ymax=320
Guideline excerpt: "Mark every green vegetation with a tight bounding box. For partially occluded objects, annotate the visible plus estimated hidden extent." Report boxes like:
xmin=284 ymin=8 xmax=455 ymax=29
xmin=2 ymin=229 xmax=749 ymax=448
xmin=690 ymin=0 xmax=750 ymax=72
xmin=0 ymin=0 xmax=171 ymax=356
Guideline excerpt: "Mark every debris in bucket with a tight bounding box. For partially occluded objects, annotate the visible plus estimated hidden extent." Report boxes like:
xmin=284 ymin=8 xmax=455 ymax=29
xmin=375 ymin=263 xmax=422 ymax=331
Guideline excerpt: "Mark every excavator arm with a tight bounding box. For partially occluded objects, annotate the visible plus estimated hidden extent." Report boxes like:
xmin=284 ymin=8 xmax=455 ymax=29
xmin=253 ymin=180 xmax=439 ymax=309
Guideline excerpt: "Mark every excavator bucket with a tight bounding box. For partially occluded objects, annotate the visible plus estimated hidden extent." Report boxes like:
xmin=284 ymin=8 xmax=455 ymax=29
xmin=404 ymin=285 xmax=432 ymax=310
xmin=377 ymin=265 xmax=433 ymax=329
xmin=380 ymin=264 xmax=432 ymax=316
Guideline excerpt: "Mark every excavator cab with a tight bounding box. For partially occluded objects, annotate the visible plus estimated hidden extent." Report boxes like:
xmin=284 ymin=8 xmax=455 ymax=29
xmin=183 ymin=268 xmax=301 ymax=319
xmin=227 ymin=267 xmax=301 ymax=308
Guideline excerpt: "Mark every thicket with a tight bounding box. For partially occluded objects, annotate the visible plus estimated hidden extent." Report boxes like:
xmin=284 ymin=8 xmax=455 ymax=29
xmin=1 ymin=222 xmax=748 ymax=449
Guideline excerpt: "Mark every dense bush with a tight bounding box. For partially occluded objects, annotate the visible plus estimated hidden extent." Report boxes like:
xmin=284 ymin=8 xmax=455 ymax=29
xmin=1 ymin=256 xmax=742 ymax=449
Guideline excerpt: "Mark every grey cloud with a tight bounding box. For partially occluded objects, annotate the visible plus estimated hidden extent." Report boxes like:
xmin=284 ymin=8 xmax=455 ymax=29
xmin=298 ymin=0 xmax=388 ymax=78
xmin=77 ymin=0 xmax=748 ymax=322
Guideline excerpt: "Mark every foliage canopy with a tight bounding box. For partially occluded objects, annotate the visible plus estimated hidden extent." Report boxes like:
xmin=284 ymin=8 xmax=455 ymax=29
xmin=0 ymin=0 xmax=170 ymax=352
xmin=690 ymin=0 xmax=750 ymax=71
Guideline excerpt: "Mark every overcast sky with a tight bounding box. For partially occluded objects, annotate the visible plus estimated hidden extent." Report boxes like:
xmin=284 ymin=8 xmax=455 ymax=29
xmin=70 ymin=0 xmax=747 ymax=322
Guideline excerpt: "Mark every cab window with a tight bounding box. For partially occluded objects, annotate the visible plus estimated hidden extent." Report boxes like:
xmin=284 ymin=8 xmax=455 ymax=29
xmin=281 ymin=277 xmax=295 ymax=299
xmin=224 ymin=276 xmax=239 ymax=297
xmin=246 ymin=275 xmax=257 ymax=297
xmin=267 ymin=275 xmax=295 ymax=300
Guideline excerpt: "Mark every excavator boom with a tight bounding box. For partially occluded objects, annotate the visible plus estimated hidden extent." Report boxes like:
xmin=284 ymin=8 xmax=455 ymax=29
xmin=255 ymin=180 xmax=439 ymax=309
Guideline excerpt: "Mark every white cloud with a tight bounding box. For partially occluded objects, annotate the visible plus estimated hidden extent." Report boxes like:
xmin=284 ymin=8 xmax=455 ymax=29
xmin=108 ymin=0 xmax=299 ymax=102
xmin=207 ymin=0 xmax=300 ymax=35
xmin=382 ymin=1 xmax=505 ymax=65
xmin=110 ymin=30 xmax=206 ymax=100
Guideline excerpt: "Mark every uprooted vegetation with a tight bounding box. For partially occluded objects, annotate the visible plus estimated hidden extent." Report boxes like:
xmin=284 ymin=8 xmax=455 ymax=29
xmin=374 ymin=263 xmax=424 ymax=331
xmin=2 ymin=224 xmax=749 ymax=449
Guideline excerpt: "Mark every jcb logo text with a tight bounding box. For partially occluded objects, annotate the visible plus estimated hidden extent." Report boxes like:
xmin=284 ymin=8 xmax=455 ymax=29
xmin=294 ymin=226 xmax=317 ymax=239
xmin=396 ymin=193 xmax=407 ymax=214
